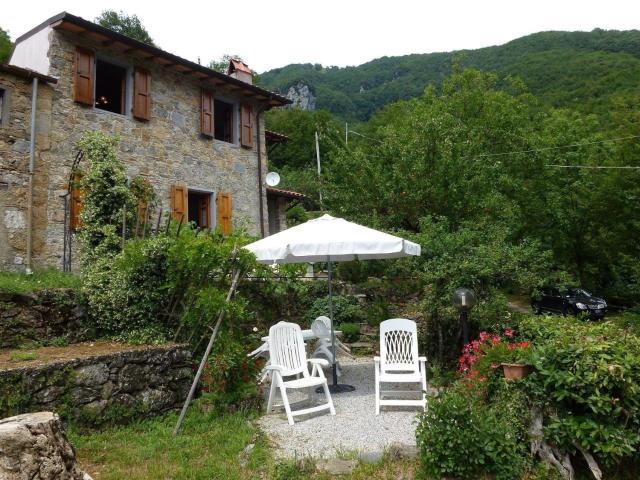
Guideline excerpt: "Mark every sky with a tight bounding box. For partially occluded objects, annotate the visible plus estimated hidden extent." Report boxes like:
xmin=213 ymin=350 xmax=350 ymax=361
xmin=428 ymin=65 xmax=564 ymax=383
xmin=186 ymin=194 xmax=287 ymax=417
xmin=3 ymin=0 xmax=640 ymax=73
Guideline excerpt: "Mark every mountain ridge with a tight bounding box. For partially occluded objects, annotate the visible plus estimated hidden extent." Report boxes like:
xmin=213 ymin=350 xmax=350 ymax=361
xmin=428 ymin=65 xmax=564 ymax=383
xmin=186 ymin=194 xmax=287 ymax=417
xmin=258 ymin=29 xmax=640 ymax=121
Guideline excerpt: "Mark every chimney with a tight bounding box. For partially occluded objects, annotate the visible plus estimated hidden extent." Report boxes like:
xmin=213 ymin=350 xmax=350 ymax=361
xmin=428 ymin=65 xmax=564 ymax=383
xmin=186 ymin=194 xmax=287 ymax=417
xmin=227 ymin=58 xmax=253 ymax=85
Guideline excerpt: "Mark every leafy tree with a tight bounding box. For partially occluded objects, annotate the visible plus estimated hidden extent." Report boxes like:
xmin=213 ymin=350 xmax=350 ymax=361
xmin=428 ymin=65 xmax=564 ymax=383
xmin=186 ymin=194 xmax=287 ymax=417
xmin=0 ymin=27 xmax=12 ymax=63
xmin=95 ymin=10 xmax=156 ymax=46
xmin=208 ymin=54 xmax=243 ymax=73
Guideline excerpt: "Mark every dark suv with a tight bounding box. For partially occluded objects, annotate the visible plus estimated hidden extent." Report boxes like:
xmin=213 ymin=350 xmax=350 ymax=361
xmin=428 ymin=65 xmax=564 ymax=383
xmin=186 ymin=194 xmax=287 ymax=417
xmin=531 ymin=286 xmax=607 ymax=319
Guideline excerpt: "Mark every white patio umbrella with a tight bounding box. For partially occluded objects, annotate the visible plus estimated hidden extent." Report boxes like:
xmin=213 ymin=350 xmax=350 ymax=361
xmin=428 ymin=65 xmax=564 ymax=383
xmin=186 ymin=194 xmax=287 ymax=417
xmin=244 ymin=214 xmax=421 ymax=391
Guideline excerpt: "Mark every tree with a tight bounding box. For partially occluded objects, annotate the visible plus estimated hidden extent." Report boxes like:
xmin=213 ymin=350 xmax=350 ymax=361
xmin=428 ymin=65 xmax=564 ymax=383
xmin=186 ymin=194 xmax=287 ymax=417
xmin=0 ymin=27 xmax=12 ymax=63
xmin=95 ymin=10 xmax=156 ymax=46
xmin=208 ymin=54 xmax=242 ymax=73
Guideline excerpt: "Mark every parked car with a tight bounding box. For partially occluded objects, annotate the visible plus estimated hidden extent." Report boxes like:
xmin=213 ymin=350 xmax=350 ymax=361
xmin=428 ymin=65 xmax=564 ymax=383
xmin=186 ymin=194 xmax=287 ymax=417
xmin=531 ymin=286 xmax=607 ymax=319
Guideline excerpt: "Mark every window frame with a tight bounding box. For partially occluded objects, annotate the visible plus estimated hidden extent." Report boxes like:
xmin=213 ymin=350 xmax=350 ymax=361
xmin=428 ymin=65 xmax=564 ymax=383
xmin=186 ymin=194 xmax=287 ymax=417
xmin=0 ymin=86 xmax=10 ymax=126
xmin=212 ymin=95 xmax=239 ymax=146
xmin=187 ymin=188 xmax=215 ymax=230
xmin=93 ymin=54 xmax=132 ymax=118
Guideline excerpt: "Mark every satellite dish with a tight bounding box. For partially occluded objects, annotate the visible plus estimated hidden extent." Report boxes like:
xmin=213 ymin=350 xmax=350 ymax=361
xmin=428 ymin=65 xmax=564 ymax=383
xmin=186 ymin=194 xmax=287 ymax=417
xmin=266 ymin=171 xmax=281 ymax=187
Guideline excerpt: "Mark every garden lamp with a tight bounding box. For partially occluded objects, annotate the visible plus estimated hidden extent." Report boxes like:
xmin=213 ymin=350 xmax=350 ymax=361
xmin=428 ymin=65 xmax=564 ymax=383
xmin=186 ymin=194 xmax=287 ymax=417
xmin=453 ymin=287 xmax=476 ymax=345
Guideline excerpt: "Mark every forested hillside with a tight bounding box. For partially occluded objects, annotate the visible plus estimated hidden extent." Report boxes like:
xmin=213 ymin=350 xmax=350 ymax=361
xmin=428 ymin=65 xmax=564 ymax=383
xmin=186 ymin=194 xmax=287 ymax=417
xmin=259 ymin=29 xmax=640 ymax=121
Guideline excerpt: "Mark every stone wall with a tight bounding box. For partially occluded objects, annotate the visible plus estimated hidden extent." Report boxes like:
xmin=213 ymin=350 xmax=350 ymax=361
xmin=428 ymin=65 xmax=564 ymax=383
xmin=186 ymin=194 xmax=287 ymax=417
xmin=0 ymin=71 xmax=54 ymax=271
xmin=0 ymin=344 xmax=193 ymax=426
xmin=0 ymin=289 xmax=85 ymax=349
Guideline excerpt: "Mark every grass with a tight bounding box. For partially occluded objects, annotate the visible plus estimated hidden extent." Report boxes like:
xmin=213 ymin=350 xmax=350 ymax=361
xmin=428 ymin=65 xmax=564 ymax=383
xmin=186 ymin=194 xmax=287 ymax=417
xmin=71 ymin=400 xmax=420 ymax=480
xmin=0 ymin=269 xmax=80 ymax=294
xmin=9 ymin=351 xmax=38 ymax=362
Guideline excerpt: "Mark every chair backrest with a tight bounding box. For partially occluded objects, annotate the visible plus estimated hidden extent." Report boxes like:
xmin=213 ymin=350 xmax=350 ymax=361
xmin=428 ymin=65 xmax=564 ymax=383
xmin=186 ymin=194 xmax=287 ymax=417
xmin=269 ymin=321 xmax=308 ymax=377
xmin=379 ymin=318 xmax=420 ymax=373
xmin=311 ymin=316 xmax=331 ymax=339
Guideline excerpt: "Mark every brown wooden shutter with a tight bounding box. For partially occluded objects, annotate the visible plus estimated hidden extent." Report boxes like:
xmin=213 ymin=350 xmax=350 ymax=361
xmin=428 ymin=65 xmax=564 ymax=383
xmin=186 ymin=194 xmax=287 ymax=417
xmin=133 ymin=68 xmax=151 ymax=120
xmin=201 ymin=89 xmax=214 ymax=137
xmin=170 ymin=184 xmax=188 ymax=222
xmin=70 ymin=172 xmax=84 ymax=231
xmin=240 ymin=103 xmax=253 ymax=148
xmin=74 ymin=47 xmax=94 ymax=105
xmin=216 ymin=192 xmax=232 ymax=234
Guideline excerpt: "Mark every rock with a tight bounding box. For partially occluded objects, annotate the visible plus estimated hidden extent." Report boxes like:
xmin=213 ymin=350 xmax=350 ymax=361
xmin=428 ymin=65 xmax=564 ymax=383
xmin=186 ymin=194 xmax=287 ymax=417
xmin=315 ymin=459 xmax=358 ymax=475
xmin=238 ymin=443 xmax=254 ymax=468
xmin=75 ymin=363 xmax=109 ymax=387
xmin=359 ymin=450 xmax=384 ymax=464
xmin=285 ymin=81 xmax=317 ymax=111
xmin=0 ymin=411 xmax=92 ymax=480
xmin=388 ymin=442 xmax=419 ymax=459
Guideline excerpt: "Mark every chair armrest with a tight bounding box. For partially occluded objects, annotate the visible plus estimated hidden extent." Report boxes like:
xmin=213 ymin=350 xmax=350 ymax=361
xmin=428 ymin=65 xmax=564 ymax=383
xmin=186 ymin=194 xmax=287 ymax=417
xmin=265 ymin=365 xmax=283 ymax=372
xmin=418 ymin=356 xmax=427 ymax=362
xmin=374 ymin=356 xmax=380 ymax=363
xmin=308 ymin=358 xmax=330 ymax=367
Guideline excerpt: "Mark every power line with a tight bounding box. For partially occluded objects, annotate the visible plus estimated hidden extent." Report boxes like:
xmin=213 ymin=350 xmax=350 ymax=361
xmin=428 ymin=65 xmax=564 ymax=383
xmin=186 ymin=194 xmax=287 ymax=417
xmin=546 ymin=164 xmax=640 ymax=170
xmin=462 ymin=135 xmax=640 ymax=159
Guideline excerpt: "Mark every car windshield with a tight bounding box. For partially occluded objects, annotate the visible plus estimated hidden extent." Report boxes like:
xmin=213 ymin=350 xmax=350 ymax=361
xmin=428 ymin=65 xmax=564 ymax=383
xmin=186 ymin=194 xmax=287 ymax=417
xmin=569 ymin=288 xmax=591 ymax=298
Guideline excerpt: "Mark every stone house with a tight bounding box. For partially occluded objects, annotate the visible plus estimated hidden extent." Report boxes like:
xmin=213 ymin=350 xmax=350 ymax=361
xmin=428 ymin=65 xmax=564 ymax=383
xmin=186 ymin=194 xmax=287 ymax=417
xmin=1 ymin=11 xmax=294 ymax=271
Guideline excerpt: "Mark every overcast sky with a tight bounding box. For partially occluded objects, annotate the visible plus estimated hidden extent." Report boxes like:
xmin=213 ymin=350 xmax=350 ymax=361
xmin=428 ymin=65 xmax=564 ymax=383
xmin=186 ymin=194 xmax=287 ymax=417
xmin=4 ymin=0 xmax=639 ymax=73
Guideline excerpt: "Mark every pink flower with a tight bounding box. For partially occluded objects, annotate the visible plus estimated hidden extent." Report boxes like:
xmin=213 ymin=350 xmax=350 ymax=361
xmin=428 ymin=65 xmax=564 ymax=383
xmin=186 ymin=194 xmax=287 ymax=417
xmin=504 ymin=328 xmax=514 ymax=337
xmin=491 ymin=363 xmax=499 ymax=369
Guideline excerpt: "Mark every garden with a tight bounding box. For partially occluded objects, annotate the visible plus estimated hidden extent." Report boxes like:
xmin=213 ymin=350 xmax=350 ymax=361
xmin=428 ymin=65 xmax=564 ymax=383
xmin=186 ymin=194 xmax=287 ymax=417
xmin=2 ymin=66 xmax=640 ymax=479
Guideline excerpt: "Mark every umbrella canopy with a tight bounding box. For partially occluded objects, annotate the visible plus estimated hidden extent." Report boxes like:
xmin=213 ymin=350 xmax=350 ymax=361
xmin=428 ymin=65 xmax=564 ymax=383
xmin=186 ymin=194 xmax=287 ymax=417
xmin=244 ymin=214 xmax=421 ymax=263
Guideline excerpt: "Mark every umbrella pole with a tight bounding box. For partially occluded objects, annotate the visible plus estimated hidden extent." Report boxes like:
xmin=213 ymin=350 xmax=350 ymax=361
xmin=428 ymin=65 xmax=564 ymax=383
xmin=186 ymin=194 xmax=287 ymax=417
xmin=328 ymin=259 xmax=338 ymax=385
xmin=321 ymin=257 xmax=355 ymax=394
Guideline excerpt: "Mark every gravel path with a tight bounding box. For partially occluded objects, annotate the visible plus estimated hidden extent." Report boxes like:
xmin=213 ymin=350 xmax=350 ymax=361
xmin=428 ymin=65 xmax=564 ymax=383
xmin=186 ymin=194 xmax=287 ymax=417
xmin=258 ymin=357 xmax=424 ymax=459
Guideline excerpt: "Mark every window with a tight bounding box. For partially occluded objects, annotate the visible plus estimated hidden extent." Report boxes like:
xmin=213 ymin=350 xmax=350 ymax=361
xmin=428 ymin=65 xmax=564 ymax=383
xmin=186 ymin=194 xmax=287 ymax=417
xmin=94 ymin=59 xmax=126 ymax=114
xmin=214 ymin=99 xmax=234 ymax=143
xmin=187 ymin=191 xmax=211 ymax=229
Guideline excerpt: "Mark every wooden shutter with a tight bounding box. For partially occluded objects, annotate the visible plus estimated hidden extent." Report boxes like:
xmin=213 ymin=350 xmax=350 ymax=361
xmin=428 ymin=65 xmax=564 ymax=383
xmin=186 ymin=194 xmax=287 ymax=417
xmin=240 ymin=103 xmax=253 ymax=148
xmin=201 ymin=89 xmax=214 ymax=137
xmin=133 ymin=68 xmax=151 ymax=120
xmin=170 ymin=184 xmax=188 ymax=222
xmin=216 ymin=192 xmax=232 ymax=234
xmin=70 ymin=172 xmax=84 ymax=230
xmin=74 ymin=47 xmax=94 ymax=105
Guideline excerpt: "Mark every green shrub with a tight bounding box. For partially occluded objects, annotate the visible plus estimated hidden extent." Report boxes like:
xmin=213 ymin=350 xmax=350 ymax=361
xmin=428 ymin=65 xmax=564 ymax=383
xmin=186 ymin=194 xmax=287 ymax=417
xmin=416 ymin=383 xmax=529 ymax=480
xmin=520 ymin=316 xmax=640 ymax=466
xmin=366 ymin=295 xmax=391 ymax=326
xmin=306 ymin=295 xmax=365 ymax=325
xmin=340 ymin=322 xmax=360 ymax=343
xmin=201 ymin=331 xmax=262 ymax=411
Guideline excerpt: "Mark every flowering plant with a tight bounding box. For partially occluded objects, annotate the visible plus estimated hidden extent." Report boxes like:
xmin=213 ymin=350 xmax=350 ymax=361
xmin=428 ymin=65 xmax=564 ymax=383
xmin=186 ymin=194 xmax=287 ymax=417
xmin=458 ymin=329 xmax=532 ymax=380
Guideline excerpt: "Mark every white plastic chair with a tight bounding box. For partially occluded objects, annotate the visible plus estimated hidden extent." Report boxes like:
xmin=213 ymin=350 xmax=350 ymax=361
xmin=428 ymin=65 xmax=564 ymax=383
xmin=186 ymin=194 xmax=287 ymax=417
xmin=266 ymin=321 xmax=336 ymax=425
xmin=374 ymin=318 xmax=427 ymax=414
xmin=310 ymin=316 xmax=353 ymax=377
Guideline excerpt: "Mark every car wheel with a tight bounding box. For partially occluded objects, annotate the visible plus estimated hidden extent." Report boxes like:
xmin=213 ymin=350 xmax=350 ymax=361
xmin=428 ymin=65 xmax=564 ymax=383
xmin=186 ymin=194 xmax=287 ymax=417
xmin=562 ymin=305 xmax=574 ymax=317
xmin=532 ymin=302 xmax=542 ymax=315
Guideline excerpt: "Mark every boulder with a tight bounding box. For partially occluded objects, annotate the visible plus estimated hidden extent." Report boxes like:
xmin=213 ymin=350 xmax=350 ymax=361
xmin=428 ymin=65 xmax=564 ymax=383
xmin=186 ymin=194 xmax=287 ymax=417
xmin=0 ymin=411 xmax=92 ymax=480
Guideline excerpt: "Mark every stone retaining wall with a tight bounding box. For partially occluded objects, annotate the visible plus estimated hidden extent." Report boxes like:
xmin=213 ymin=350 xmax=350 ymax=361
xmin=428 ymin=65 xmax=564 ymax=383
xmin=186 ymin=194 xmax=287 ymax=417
xmin=0 ymin=289 xmax=85 ymax=349
xmin=0 ymin=344 xmax=193 ymax=426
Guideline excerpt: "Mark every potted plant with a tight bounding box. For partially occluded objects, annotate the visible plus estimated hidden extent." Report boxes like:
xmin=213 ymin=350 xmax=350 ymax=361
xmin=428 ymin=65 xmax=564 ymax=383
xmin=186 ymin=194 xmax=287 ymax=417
xmin=501 ymin=341 xmax=532 ymax=380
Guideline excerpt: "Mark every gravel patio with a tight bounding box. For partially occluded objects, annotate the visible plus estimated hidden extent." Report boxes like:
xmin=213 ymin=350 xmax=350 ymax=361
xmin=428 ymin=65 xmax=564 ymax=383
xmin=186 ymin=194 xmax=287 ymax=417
xmin=258 ymin=357 xmax=427 ymax=459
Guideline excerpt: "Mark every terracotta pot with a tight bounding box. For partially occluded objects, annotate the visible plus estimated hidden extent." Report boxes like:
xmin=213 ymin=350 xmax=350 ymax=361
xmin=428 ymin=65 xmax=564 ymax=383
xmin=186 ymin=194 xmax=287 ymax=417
xmin=501 ymin=363 xmax=531 ymax=380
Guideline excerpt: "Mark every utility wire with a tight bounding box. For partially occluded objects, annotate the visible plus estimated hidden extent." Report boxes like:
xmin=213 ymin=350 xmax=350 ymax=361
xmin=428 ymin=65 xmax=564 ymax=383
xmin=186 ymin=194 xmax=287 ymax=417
xmin=462 ymin=135 xmax=640 ymax=159
xmin=546 ymin=164 xmax=640 ymax=170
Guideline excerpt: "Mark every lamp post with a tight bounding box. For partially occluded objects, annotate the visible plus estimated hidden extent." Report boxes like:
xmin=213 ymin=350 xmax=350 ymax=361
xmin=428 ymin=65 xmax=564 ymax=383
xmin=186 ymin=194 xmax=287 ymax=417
xmin=453 ymin=287 xmax=476 ymax=346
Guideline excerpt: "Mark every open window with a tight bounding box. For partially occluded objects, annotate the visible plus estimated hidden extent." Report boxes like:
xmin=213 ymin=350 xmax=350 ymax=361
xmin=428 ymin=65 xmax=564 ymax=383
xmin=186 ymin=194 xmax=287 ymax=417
xmin=214 ymin=99 xmax=234 ymax=143
xmin=187 ymin=190 xmax=212 ymax=229
xmin=94 ymin=59 xmax=126 ymax=114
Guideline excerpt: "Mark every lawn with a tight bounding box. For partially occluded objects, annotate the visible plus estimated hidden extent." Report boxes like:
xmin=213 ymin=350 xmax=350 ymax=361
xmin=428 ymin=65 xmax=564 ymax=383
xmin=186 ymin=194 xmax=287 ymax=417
xmin=0 ymin=269 xmax=80 ymax=294
xmin=70 ymin=400 xmax=419 ymax=480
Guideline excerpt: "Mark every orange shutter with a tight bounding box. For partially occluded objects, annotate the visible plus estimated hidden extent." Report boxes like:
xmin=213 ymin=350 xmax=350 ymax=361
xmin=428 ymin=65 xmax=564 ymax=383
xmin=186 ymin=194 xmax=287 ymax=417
xmin=201 ymin=89 xmax=214 ymax=137
xmin=240 ymin=103 xmax=253 ymax=148
xmin=216 ymin=192 xmax=232 ymax=234
xmin=133 ymin=68 xmax=151 ymax=120
xmin=70 ymin=172 xmax=84 ymax=230
xmin=170 ymin=184 xmax=188 ymax=222
xmin=74 ymin=47 xmax=94 ymax=105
